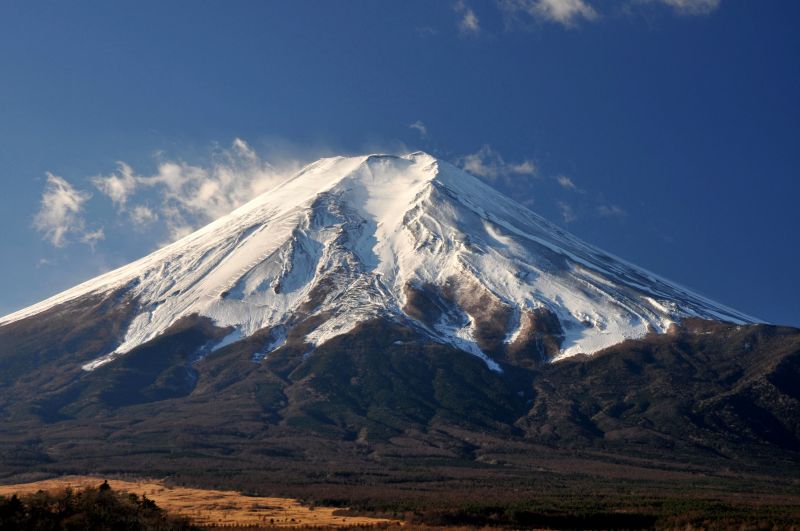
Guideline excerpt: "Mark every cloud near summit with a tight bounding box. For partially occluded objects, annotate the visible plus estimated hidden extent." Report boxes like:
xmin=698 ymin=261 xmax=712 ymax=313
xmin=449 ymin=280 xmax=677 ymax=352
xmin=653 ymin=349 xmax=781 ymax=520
xmin=460 ymin=145 xmax=537 ymax=180
xmin=90 ymin=138 xmax=294 ymax=241
xmin=33 ymin=173 xmax=103 ymax=248
xmin=34 ymin=139 xmax=301 ymax=248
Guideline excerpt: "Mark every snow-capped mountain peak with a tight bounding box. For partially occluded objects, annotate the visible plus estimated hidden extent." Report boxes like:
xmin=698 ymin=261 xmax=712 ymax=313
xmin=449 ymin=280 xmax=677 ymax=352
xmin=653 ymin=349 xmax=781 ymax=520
xmin=0 ymin=152 xmax=754 ymax=371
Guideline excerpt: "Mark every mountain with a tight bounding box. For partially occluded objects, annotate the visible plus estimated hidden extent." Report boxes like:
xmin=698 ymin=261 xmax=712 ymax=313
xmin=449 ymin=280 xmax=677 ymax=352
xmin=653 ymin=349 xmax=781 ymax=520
xmin=0 ymin=153 xmax=798 ymax=507
xmin=0 ymin=152 xmax=753 ymax=370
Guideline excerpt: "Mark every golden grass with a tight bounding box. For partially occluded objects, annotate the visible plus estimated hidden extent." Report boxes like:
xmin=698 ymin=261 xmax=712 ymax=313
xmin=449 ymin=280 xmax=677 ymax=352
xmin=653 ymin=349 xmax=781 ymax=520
xmin=0 ymin=476 xmax=401 ymax=528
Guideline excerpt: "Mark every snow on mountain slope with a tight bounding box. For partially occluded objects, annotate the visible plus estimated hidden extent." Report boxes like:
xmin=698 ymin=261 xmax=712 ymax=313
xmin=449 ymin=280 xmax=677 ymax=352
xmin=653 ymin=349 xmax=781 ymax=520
xmin=0 ymin=152 xmax=755 ymax=371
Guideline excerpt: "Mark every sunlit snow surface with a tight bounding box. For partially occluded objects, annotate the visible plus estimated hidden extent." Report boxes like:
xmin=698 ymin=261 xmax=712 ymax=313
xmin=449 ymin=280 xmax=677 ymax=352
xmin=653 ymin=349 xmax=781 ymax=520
xmin=0 ymin=153 xmax=755 ymax=371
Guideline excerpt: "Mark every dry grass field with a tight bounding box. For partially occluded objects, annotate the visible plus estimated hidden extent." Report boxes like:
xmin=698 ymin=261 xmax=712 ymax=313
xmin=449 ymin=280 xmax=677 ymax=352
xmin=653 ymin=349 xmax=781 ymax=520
xmin=0 ymin=476 xmax=401 ymax=528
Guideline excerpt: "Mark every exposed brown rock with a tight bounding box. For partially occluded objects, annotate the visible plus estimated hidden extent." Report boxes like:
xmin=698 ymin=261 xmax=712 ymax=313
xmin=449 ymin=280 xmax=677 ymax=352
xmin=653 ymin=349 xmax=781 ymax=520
xmin=504 ymin=307 xmax=565 ymax=368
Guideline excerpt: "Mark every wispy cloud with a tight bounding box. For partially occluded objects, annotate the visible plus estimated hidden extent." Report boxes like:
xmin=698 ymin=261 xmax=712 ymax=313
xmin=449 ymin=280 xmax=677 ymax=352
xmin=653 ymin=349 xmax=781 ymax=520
xmin=556 ymin=174 xmax=578 ymax=190
xmin=409 ymin=120 xmax=429 ymax=138
xmin=34 ymin=138 xmax=318 ymax=252
xmin=457 ymin=145 xmax=632 ymax=228
xmin=499 ymin=0 xmax=721 ymax=28
xmin=129 ymin=205 xmax=158 ymax=228
xmin=33 ymin=173 xmax=104 ymax=248
xmin=500 ymin=0 xmax=598 ymax=28
xmin=558 ymin=201 xmax=578 ymax=223
xmin=415 ymin=26 xmax=438 ymax=37
xmin=460 ymin=145 xmax=537 ymax=180
xmin=596 ymin=204 xmax=627 ymax=218
xmin=455 ymin=0 xmax=481 ymax=34
xmin=92 ymin=162 xmax=137 ymax=209
xmin=649 ymin=0 xmax=720 ymax=15
xmin=92 ymin=138 xmax=295 ymax=241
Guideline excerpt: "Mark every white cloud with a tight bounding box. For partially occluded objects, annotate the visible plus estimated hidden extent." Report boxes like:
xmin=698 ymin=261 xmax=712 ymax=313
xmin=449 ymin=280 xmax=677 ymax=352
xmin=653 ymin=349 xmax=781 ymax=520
xmin=460 ymin=145 xmax=537 ymax=180
xmin=92 ymin=138 xmax=294 ymax=241
xmin=500 ymin=0 xmax=598 ymax=28
xmin=461 ymin=9 xmax=480 ymax=33
xmin=597 ymin=204 xmax=627 ymax=218
xmin=92 ymin=162 xmax=137 ymax=208
xmin=33 ymin=173 xmax=104 ymax=248
xmin=129 ymin=205 xmax=158 ymax=228
xmin=80 ymin=228 xmax=105 ymax=247
xmin=558 ymin=201 xmax=578 ymax=223
xmin=511 ymin=160 xmax=537 ymax=175
xmin=499 ymin=0 xmax=720 ymax=29
xmin=536 ymin=0 xmax=598 ymax=25
xmin=556 ymin=174 xmax=578 ymax=190
xmin=455 ymin=0 xmax=481 ymax=34
xmin=652 ymin=0 xmax=720 ymax=15
xmin=409 ymin=120 xmax=429 ymax=138
xmin=415 ymin=26 xmax=438 ymax=37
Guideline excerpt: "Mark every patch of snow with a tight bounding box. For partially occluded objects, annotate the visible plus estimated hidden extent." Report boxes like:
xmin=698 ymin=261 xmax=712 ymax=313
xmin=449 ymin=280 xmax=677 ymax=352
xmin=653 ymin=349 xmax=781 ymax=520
xmin=252 ymin=326 xmax=287 ymax=362
xmin=434 ymin=314 xmax=503 ymax=373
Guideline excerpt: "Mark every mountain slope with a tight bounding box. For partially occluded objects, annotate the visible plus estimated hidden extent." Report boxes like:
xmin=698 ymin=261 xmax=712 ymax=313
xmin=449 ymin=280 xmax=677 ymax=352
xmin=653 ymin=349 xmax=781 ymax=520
xmin=0 ymin=152 xmax=753 ymax=373
xmin=0 ymin=315 xmax=798 ymax=483
xmin=0 ymin=152 xmax=797 ymax=498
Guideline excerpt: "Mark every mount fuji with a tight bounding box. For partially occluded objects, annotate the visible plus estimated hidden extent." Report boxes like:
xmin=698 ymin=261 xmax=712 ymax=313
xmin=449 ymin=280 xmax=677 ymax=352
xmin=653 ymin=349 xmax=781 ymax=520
xmin=0 ymin=152 xmax=754 ymax=372
xmin=0 ymin=152 xmax=797 ymax=493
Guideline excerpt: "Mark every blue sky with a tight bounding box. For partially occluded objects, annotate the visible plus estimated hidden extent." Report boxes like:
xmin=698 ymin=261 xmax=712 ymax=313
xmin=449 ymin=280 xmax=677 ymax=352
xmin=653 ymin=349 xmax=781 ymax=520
xmin=1 ymin=0 xmax=798 ymax=326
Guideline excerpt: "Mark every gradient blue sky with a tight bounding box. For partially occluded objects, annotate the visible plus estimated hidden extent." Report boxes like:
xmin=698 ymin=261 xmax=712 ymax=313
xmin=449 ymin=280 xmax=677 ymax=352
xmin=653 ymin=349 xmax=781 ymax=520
xmin=1 ymin=0 xmax=798 ymax=326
